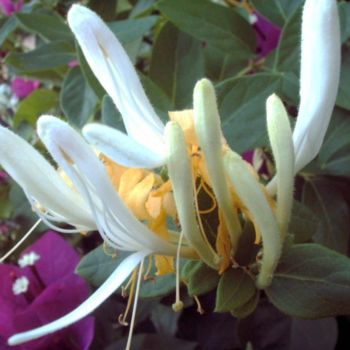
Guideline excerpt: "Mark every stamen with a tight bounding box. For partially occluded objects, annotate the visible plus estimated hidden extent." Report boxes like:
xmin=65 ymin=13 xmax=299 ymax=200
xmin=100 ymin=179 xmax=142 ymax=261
xmin=172 ymin=230 xmax=185 ymax=312
xmin=103 ymin=241 xmax=117 ymax=258
xmin=196 ymin=178 xmax=217 ymax=215
xmin=125 ymin=259 xmax=144 ymax=350
xmin=194 ymin=295 xmax=204 ymax=315
xmin=0 ymin=219 xmax=41 ymax=263
xmin=144 ymin=256 xmax=153 ymax=280
xmin=12 ymin=276 xmax=30 ymax=295
xmin=120 ymin=268 xmax=138 ymax=326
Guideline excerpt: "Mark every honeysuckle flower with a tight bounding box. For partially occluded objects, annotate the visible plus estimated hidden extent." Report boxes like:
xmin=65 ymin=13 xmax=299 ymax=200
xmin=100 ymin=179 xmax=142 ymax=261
xmin=0 ymin=115 xmax=199 ymax=346
xmin=293 ymin=0 xmax=340 ymax=173
xmin=0 ymin=231 xmax=95 ymax=349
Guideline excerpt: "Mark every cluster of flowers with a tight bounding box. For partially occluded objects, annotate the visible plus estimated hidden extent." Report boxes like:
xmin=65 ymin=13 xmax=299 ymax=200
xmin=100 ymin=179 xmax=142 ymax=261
xmin=0 ymin=0 xmax=340 ymax=348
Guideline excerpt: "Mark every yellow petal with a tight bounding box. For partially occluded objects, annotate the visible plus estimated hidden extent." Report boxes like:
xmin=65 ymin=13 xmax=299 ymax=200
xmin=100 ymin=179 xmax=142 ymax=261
xmin=216 ymin=210 xmax=232 ymax=274
xmin=154 ymin=255 xmax=175 ymax=276
xmin=169 ymin=110 xmax=198 ymax=145
xmin=100 ymin=154 xmax=127 ymax=190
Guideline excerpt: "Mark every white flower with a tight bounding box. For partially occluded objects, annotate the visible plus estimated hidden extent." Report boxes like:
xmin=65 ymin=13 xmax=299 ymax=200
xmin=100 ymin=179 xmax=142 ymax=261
xmin=1 ymin=116 xmax=188 ymax=346
xmin=67 ymin=4 xmax=166 ymax=169
xmin=293 ymin=0 xmax=341 ymax=173
xmin=18 ymin=251 xmax=40 ymax=267
xmin=12 ymin=276 xmax=30 ymax=295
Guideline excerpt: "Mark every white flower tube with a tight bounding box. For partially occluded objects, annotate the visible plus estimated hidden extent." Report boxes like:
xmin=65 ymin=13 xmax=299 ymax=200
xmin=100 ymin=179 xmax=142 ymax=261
xmin=0 ymin=126 xmax=94 ymax=231
xmin=67 ymin=4 xmax=166 ymax=167
xmin=293 ymin=0 xmax=340 ymax=172
xmin=8 ymin=251 xmax=149 ymax=346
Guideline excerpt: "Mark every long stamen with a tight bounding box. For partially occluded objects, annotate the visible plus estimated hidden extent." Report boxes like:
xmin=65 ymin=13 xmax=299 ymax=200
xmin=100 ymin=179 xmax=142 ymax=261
xmin=0 ymin=219 xmax=41 ymax=263
xmin=125 ymin=259 xmax=144 ymax=350
xmin=172 ymin=230 xmax=185 ymax=312
xmin=120 ymin=268 xmax=138 ymax=325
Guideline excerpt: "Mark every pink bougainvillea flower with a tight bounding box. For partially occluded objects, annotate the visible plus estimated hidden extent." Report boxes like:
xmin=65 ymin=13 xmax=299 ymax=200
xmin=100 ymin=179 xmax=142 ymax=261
xmin=11 ymin=78 xmax=40 ymax=100
xmin=0 ymin=0 xmax=23 ymax=16
xmin=0 ymin=231 xmax=95 ymax=349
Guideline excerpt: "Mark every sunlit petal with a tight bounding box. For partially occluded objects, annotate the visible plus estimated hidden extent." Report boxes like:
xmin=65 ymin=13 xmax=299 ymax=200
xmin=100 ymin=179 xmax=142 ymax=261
xmin=83 ymin=124 xmax=166 ymax=168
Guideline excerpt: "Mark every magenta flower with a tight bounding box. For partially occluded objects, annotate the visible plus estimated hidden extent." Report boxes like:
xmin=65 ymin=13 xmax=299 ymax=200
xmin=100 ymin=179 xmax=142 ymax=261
xmin=0 ymin=0 xmax=23 ymax=16
xmin=0 ymin=231 xmax=95 ymax=349
xmin=253 ymin=13 xmax=281 ymax=57
xmin=11 ymin=78 xmax=40 ymax=100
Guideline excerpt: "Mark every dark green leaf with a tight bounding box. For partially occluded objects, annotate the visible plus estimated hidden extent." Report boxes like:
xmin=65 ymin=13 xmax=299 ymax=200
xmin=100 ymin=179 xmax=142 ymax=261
xmin=6 ymin=41 xmax=75 ymax=73
xmin=89 ymin=0 xmax=118 ymax=21
xmin=0 ymin=16 xmax=17 ymax=46
xmin=289 ymin=200 xmax=320 ymax=244
xmin=235 ymin=222 xmax=260 ymax=266
xmin=266 ymin=243 xmax=350 ymax=318
xmin=150 ymin=303 xmax=180 ymax=336
xmin=149 ymin=22 xmax=205 ymax=109
xmin=217 ymin=73 xmax=282 ymax=153
xmin=336 ymin=46 xmax=350 ymax=110
xmin=158 ymin=0 xmax=255 ymax=56
xmin=181 ymin=261 xmax=219 ymax=296
xmin=13 ymin=89 xmax=59 ymax=127
xmin=60 ymin=67 xmax=97 ymax=127
xmin=101 ymin=95 xmax=125 ymax=130
xmin=302 ymin=178 xmax=349 ymax=254
xmin=108 ymin=16 xmax=158 ymax=44
xmin=15 ymin=12 xmax=72 ymax=42
xmin=339 ymin=2 xmax=350 ymax=43
xmin=231 ymin=289 xmax=259 ymax=319
xmin=215 ymin=268 xmax=256 ymax=312
xmin=76 ymin=245 xmax=127 ymax=286
xmin=139 ymin=273 xmax=176 ymax=298
xmin=251 ymin=0 xmax=303 ymax=27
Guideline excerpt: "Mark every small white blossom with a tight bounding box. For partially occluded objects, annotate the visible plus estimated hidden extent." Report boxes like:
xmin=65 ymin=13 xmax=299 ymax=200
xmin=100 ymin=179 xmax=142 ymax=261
xmin=18 ymin=251 xmax=40 ymax=268
xmin=12 ymin=276 xmax=30 ymax=295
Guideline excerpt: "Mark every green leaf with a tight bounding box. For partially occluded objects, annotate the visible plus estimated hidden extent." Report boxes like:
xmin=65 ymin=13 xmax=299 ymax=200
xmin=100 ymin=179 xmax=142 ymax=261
xmin=302 ymin=178 xmax=349 ymax=254
xmin=13 ymin=89 xmax=59 ymax=127
xmin=0 ymin=16 xmax=17 ymax=46
xmin=101 ymin=95 xmax=125 ymax=130
xmin=312 ymin=108 xmax=350 ymax=176
xmin=139 ymin=273 xmax=176 ymax=299
xmin=76 ymin=245 xmax=128 ymax=286
xmin=336 ymin=46 xmax=350 ymax=110
xmin=217 ymin=73 xmax=282 ymax=153
xmin=150 ymin=304 xmax=180 ymax=336
xmin=60 ymin=67 xmax=97 ymax=127
xmin=289 ymin=200 xmax=320 ymax=244
xmin=108 ymin=16 xmax=158 ymax=45
xmin=215 ymin=268 xmax=256 ymax=312
xmin=266 ymin=243 xmax=350 ymax=318
xmin=15 ymin=12 xmax=72 ymax=42
xmin=339 ymin=2 xmax=350 ymax=43
xmin=181 ymin=261 xmax=219 ymax=296
xmin=5 ymin=41 xmax=75 ymax=73
xmin=251 ymin=0 xmax=303 ymax=27
xmin=140 ymin=74 xmax=172 ymax=121
xmin=89 ymin=0 xmax=118 ymax=21
xmin=231 ymin=289 xmax=259 ymax=319
xmin=149 ymin=22 xmax=205 ymax=109
xmin=158 ymin=0 xmax=255 ymax=56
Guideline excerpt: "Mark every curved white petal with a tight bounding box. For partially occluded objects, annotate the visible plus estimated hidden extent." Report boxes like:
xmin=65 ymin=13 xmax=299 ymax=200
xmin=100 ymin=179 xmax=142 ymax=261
xmin=8 ymin=251 xmax=149 ymax=346
xmin=0 ymin=126 xmax=94 ymax=230
xmin=37 ymin=116 xmax=176 ymax=255
xmin=83 ymin=124 xmax=166 ymax=168
xmin=294 ymin=0 xmax=340 ymax=172
xmin=193 ymin=79 xmax=241 ymax=252
xmin=266 ymin=94 xmax=294 ymax=236
xmin=224 ymin=151 xmax=282 ymax=289
xmin=67 ymin=4 xmax=165 ymax=153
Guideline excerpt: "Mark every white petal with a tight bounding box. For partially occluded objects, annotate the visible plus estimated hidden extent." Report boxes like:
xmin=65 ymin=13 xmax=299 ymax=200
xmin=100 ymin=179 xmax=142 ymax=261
xmin=37 ymin=116 xmax=176 ymax=255
xmin=83 ymin=124 xmax=166 ymax=168
xmin=224 ymin=151 xmax=282 ymax=289
xmin=0 ymin=126 xmax=94 ymax=230
xmin=67 ymin=4 xmax=165 ymax=153
xmin=293 ymin=0 xmax=340 ymax=172
xmin=8 ymin=251 xmax=149 ymax=346
xmin=193 ymin=79 xmax=241 ymax=252
xmin=266 ymin=94 xmax=294 ymax=236
xmin=165 ymin=121 xmax=219 ymax=269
